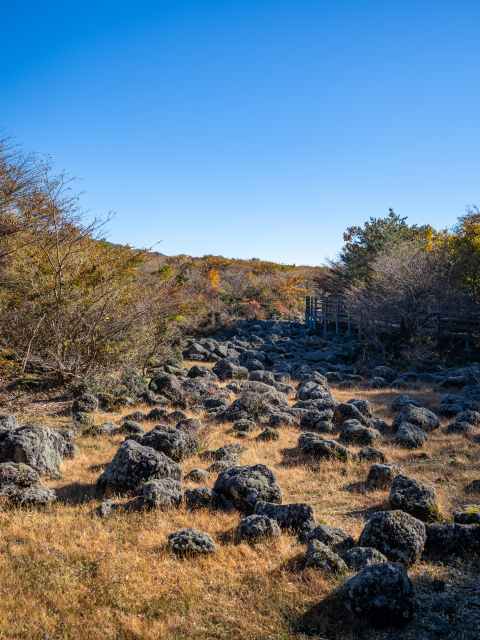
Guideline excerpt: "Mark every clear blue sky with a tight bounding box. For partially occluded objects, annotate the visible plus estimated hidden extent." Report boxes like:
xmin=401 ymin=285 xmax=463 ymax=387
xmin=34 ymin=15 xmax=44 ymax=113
xmin=2 ymin=1 xmax=479 ymax=266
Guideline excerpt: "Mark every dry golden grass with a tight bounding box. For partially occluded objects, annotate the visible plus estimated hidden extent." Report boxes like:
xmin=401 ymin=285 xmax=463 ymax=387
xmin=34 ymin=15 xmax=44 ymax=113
xmin=0 ymin=382 xmax=479 ymax=639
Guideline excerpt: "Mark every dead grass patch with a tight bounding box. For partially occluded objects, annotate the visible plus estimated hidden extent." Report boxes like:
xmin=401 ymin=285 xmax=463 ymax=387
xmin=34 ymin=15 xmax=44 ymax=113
xmin=0 ymin=381 xmax=477 ymax=638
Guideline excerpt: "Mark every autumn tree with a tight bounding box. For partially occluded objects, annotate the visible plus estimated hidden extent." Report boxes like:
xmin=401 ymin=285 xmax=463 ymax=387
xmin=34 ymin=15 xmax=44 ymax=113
xmin=445 ymin=206 xmax=480 ymax=303
xmin=316 ymin=209 xmax=432 ymax=294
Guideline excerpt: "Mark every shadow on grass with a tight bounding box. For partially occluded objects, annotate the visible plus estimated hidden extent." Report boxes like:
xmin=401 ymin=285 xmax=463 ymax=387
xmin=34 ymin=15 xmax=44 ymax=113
xmin=278 ymin=446 xmax=310 ymax=468
xmin=55 ymin=481 xmax=99 ymax=505
xmin=295 ymin=588 xmax=363 ymax=639
xmin=343 ymin=480 xmax=369 ymax=494
xmin=88 ymin=462 xmax=109 ymax=473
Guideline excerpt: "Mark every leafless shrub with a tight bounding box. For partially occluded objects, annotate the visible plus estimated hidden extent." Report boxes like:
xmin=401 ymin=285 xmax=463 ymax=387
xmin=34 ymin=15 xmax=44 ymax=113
xmin=346 ymin=242 xmax=468 ymax=339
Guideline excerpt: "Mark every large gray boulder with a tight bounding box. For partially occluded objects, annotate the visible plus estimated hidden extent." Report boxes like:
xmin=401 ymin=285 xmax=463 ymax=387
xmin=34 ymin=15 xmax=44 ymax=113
xmin=340 ymin=547 xmax=388 ymax=571
xmin=333 ymin=403 xmax=371 ymax=427
xmin=358 ymin=510 xmax=426 ymax=565
xmin=296 ymin=382 xmax=333 ymax=402
xmin=0 ymin=414 xmax=19 ymax=432
xmin=269 ymin=412 xmax=296 ymax=428
xmin=212 ymin=360 xmax=249 ymax=382
xmin=185 ymin=468 xmax=210 ymax=483
xmin=97 ymin=440 xmax=183 ymax=494
xmin=0 ymin=461 xmax=56 ymax=505
xmin=456 ymin=409 xmax=480 ymax=426
xmin=123 ymin=410 xmax=147 ymax=423
xmin=391 ymin=395 xmax=422 ymax=412
xmin=167 ymin=528 xmax=217 ymax=556
xmin=341 ymin=562 xmax=415 ymax=627
xmin=256 ymin=427 xmax=280 ymax=441
xmin=392 ymin=404 xmax=439 ymax=432
xmin=140 ymin=426 xmax=198 ymax=462
xmin=438 ymin=393 xmax=477 ymax=418
xmin=143 ymin=478 xmax=183 ymax=508
xmin=122 ymin=421 xmax=145 ymax=435
xmin=338 ymin=421 xmax=380 ymax=446
xmin=395 ymin=422 xmax=429 ymax=448
xmin=305 ymin=540 xmax=347 ymax=574
xmin=208 ymin=453 xmax=239 ymax=473
xmin=424 ymin=522 xmax=480 ymax=555
xmin=72 ymin=393 xmax=99 ymax=414
xmin=389 ymin=475 xmax=439 ymax=522
xmin=446 ymin=421 xmax=476 ymax=435
xmin=358 ymin=447 xmax=387 ymax=463
xmin=253 ymin=501 xmax=316 ymax=537
xmin=298 ymin=433 xmax=355 ymax=462
xmin=213 ymin=464 xmax=282 ymax=514
xmin=233 ymin=419 xmax=257 ymax=433
xmin=347 ymin=398 xmax=373 ymax=417
xmin=146 ymin=407 xmax=169 ymax=422
xmin=0 ymin=425 xmax=71 ymax=475
xmin=148 ymin=373 xmax=181 ymax=396
xmin=299 ymin=409 xmax=334 ymax=430
xmin=184 ymin=486 xmax=218 ymax=510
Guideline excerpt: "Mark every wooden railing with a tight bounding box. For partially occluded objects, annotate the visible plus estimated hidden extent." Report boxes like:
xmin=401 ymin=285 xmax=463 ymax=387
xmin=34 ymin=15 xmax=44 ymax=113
xmin=305 ymin=296 xmax=480 ymax=347
xmin=305 ymin=296 xmax=361 ymax=336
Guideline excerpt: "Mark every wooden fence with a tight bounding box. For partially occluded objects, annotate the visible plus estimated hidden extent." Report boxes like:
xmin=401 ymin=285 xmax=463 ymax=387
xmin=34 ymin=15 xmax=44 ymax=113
xmin=305 ymin=296 xmax=480 ymax=348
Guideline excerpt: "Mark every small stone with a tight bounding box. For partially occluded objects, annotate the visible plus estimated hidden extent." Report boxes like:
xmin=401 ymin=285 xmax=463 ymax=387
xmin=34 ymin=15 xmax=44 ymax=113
xmin=184 ymin=486 xmax=217 ymax=509
xmin=121 ymin=421 xmax=145 ymax=435
xmin=341 ymin=546 xmax=388 ymax=570
xmin=208 ymin=453 xmax=239 ymax=473
xmin=367 ymin=462 xmax=402 ymax=487
xmin=305 ymin=539 xmax=347 ymax=574
xmin=298 ymin=433 xmax=355 ymax=461
xmin=185 ymin=468 xmax=211 ymax=482
xmin=123 ymin=411 xmax=147 ymax=423
xmin=95 ymin=499 xmax=118 ymax=517
xmin=358 ymin=447 xmax=387 ymax=463
xmin=238 ymin=514 xmax=280 ymax=541
xmin=307 ymin=524 xmax=354 ymax=553
xmin=256 ymin=428 xmax=280 ymax=441
xmin=233 ymin=419 xmax=257 ymax=433
xmin=453 ymin=505 xmax=480 ymax=524
xmin=167 ymin=527 xmax=217 ymax=556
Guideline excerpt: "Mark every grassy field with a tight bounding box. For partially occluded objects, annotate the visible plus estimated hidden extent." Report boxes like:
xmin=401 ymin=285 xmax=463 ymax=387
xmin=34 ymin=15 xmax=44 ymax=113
xmin=0 ymin=374 xmax=478 ymax=639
